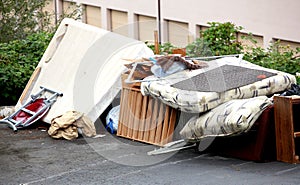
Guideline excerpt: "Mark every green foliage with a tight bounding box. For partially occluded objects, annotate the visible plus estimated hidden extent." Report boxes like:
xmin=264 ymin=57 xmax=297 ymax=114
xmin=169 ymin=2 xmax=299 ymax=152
xmin=0 ymin=0 xmax=49 ymax=43
xmin=0 ymin=0 xmax=81 ymax=43
xmin=0 ymin=0 xmax=81 ymax=105
xmin=185 ymin=38 xmax=213 ymax=57
xmin=0 ymin=32 xmax=53 ymax=105
xmin=160 ymin=42 xmax=176 ymax=54
xmin=244 ymin=40 xmax=300 ymax=84
xmin=186 ymin=22 xmax=243 ymax=57
xmin=146 ymin=42 xmax=176 ymax=55
xmin=148 ymin=21 xmax=300 ymax=85
xmin=199 ymin=22 xmax=243 ymax=56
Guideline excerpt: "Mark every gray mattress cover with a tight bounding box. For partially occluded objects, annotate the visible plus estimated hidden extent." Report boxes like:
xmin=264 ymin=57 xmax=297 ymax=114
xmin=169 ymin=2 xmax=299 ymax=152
xmin=172 ymin=64 xmax=276 ymax=92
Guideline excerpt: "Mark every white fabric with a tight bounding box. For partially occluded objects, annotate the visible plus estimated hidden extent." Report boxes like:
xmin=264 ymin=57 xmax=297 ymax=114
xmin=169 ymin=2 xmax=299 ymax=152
xmin=16 ymin=18 xmax=153 ymax=123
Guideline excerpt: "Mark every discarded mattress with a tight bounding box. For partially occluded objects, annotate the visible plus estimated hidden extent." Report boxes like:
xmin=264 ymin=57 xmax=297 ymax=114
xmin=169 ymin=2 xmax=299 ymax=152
xmin=16 ymin=18 xmax=153 ymax=123
xmin=179 ymin=96 xmax=273 ymax=140
xmin=140 ymin=57 xmax=296 ymax=113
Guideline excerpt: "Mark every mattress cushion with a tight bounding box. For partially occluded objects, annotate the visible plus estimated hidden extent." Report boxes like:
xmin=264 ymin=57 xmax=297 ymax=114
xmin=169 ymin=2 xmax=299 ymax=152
xmin=179 ymin=96 xmax=273 ymax=140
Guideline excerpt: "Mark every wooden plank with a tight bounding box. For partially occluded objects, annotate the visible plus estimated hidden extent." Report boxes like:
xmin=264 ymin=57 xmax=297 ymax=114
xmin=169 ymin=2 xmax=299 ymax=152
xmin=132 ymin=92 xmax=143 ymax=139
xmin=19 ymin=67 xmax=41 ymax=104
xmin=122 ymin=88 xmax=130 ymax=137
xmin=121 ymin=74 xmax=141 ymax=90
xmin=154 ymin=30 xmax=159 ymax=54
xmin=154 ymin=102 xmax=165 ymax=144
xmin=143 ymin=97 xmax=153 ymax=142
xmin=167 ymin=108 xmax=177 ymax=143
xmin=149 ymin=99 xmax=159 ymax=143
xmin=123 ymin=89 xmax=130 ymax=137
xmin=119 ymin=88 xmax=129 ymax=137
xmin=274 ymin=96 xmax=299 ymax=163
xmin=274 ymin=96 xmax=294 ymax=163
xmin=138 ymin=96 xmax=148 ymax=140
xmin=160 ymin=105 xmax=170 ymax=145
xmin=294 ymin=132 xmax=300 ymax=138
xmin=127 ymin=90 xmax=136 ymax=138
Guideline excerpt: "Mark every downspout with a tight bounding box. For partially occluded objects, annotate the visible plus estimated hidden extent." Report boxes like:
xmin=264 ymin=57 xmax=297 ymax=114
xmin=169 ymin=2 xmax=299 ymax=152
xmin=157 ymin=0 xmax=161 ymax=44
xmin=54 ymin=0 xmax=58 ymax=25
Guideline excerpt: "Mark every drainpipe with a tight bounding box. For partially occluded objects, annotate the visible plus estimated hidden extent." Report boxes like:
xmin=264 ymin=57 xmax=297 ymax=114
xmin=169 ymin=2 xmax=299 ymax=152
xmin=157 ymin=0 xmax=161 ymax=44
xmin=54 ymin=0 xmax=58 ymax=25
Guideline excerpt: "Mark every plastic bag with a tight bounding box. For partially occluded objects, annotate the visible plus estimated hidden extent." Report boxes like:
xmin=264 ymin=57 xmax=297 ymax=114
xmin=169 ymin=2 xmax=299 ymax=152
xmin=151 ymin=61 xmax=187 ymax=77
xmin=105 ymin=105 xmax=120 ymax=134
xmin=280 ymin=84 xmax=300 ymax=96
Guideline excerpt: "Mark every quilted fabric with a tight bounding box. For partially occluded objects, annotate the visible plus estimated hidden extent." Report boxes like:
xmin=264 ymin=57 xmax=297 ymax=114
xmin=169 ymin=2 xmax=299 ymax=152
xmin=172 ymin=64 xmax=276 ymax=92
xmin=179 ymin=96 xmax=273 ymax=140
xmin=140 ymin=57 xmax=296 ymax=113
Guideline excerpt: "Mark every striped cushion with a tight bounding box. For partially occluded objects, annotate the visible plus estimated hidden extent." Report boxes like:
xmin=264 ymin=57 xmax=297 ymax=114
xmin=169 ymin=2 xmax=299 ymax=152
xmin=179 ymin=96 xmax=272 ymax=140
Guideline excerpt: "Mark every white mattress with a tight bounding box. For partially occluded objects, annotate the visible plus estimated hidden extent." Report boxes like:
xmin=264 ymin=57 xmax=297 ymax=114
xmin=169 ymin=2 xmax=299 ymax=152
xmin=16 ymin=18 xmax=153 ymax=123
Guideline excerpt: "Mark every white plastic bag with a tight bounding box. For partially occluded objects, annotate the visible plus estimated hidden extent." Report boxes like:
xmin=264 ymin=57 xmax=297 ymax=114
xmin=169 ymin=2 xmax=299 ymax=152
xmin=105 ymin=105 xmax=120 ymax=134
xmin=151 ymin=61 xmax=186 ymax=77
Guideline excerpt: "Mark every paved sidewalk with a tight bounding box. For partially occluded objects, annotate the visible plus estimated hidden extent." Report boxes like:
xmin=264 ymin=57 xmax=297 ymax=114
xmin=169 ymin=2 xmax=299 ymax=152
xmin=0 ymin=121 xmax=299 ymax=185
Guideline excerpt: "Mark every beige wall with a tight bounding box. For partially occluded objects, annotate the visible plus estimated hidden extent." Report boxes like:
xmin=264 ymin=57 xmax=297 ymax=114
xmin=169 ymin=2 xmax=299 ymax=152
xmin=161 ymin=0 xmax=300 ymax=48
xmin=55 ymin=0 xmax=300 ymax=49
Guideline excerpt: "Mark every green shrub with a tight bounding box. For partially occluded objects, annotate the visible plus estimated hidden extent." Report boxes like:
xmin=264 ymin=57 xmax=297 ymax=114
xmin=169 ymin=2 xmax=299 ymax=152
xmin=0 ymin=0 xmax=50 ymax=43
xmin=244 ymin=40 xmax=300 ymax=84
xmin=146 ymin=42 xmax=176 ymax=55
xmin=202 ymin=22 xmax=243 ymax=55
xmin=148 ymin=22 xmax=300 ymax=85
xmin=185 ymin=38 xmax=213 ymax=58
xmin=184 ymin=21 xmax=300 ymax=84
xmin=0 ymin=32 xmax=53 ymax=105
xmin=0 ymin=0 xmax=81 ymax=43
xmin=186 ymin=22 xmax=243 ymax=57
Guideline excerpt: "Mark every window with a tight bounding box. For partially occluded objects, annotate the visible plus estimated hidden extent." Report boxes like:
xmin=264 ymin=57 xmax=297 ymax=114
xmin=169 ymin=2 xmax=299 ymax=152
xmin=85 ymin=5 xmax=101 ymax=28
xmin=167 ymin=20 xmax=189 ymax=48
xmin=273 ymin=38 xmax=300 ymax=51
xmin=237 ymin=32 xmax=264 ymax=49
xmin=195 ymin=24 xmax=210 ymax=38
xmin=62 ymin=0 xmax=77 ymax=16
xmin=110 ymin=10 xmax=128 ymax=37
xmin=137 ymin=15 xmax=157 ymax=43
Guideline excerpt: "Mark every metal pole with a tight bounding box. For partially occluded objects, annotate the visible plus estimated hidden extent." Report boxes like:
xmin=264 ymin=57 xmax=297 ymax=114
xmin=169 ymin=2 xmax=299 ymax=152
xmin=157 ymin=0 xmax=162 ymax=44
xmin=54 ymin=0 xmax=58 ymax=25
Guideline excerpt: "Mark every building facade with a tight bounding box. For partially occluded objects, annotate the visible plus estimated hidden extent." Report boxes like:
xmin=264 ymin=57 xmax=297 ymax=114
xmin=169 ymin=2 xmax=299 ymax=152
xmin=46 ymin=0 xmax=300 ymax=49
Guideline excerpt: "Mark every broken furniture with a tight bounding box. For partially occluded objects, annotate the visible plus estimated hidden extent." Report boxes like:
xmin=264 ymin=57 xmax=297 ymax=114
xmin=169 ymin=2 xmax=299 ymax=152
xmin=274 ymin=95 xmax=300 ymax=164
xmin=117 ymin=74 xmax=177 ymax=146
xmin=206 ymin=105 xmax=277 ymax=162
xmin=130 ymin=56 xmax=296 ymax=161
xmin=0 ymin=86 xmax=63 ymax=131
xmin=179 ymin=96 xmax=273 ymax=140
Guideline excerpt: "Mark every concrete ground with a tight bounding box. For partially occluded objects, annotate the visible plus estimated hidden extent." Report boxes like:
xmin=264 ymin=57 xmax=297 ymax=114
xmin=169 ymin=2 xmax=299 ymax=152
xmin=0 ymin=120 xmax=299 ymax=185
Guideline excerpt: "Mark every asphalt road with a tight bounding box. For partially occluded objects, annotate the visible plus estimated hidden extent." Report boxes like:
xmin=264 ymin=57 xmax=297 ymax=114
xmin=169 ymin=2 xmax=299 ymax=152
xmin=0 ymin=120 xmax=299 ymax=185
